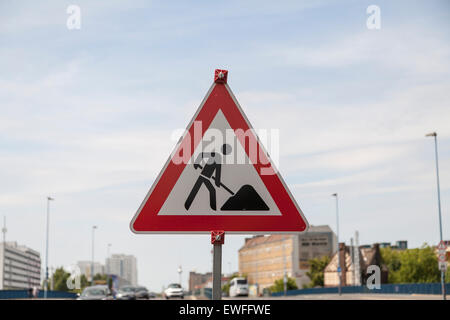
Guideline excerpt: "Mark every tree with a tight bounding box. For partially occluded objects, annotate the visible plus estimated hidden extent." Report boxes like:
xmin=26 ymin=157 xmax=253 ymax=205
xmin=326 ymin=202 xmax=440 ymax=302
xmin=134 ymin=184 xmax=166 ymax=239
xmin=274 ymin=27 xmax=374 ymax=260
xmin=446 ymin=265 xmax=450 ymax=283
xmin=77 ymin=274 xmax=89 ymax=293
xmin=397 ymin=245 xmax=440 ymax=283
xmin=381 ymin=244 xmax=441 ymax=284
xmin=304 ymin=255 xmax=331 ymax=288
xmin=51 ymin=267 xmax=71 ymax=291
xmin=49 ymin=267 xmax=95 ymax=293
xmin=269 ymin=277 xmax=298 ymax=293
xmin=380 ymin=247 xmax=402 ymax=283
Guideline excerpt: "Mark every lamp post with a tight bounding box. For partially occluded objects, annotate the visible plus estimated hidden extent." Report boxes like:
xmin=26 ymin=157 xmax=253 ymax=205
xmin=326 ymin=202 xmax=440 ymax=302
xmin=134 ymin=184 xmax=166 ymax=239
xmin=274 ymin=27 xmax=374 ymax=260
xmin=178 ymin=265 xmax=182 ymax=287
xmin=332 ymin=193 xmax=342 ymax=296
xmin=106 ymin=243 xmax=112 ymax=274
xmin=106 ymin=243 xmax=111 ymax=289
xmin=44 ymin=196 xmax=54 ymax=299
xmin=91 ymin=226 xmax=98 ymax=285
xmin=2 ymin=216 xmax=7 ymax=290
xmin=425 ymin=132 xmax=446 ymax=300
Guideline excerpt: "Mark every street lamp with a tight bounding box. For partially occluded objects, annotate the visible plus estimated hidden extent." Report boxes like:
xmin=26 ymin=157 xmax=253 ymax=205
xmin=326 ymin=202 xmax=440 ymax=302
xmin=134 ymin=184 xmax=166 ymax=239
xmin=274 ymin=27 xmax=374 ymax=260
xmin=44 ymin=196 xmax=54 ymax=299
xmin=106 ymin=243 xmax=112 ymax=274
xmin=178 ymin=265 xmax=182 ymax=287
xmin=106 ymin=243 xmax=112 ymax=289
xmin=2 ymin=216 xmax=7 ymax=290
xmin=91 ymin=226 xmax=98 ymax=285
xmin=425 ymin=132 xmax=446 ymax=300
xmin=332 ymin=193 xmax=342 ymax=296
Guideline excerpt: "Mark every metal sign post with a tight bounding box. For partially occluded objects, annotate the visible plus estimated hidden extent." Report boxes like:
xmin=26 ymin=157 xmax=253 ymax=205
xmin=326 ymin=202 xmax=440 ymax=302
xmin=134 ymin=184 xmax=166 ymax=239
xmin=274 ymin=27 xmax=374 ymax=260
xmin=211 ymin=230 xmax=224 ymax=300
xmin=426 ymin=132 xmax=446 ymax=300
xmin=437 ymin=240 xmax=447 ymax=298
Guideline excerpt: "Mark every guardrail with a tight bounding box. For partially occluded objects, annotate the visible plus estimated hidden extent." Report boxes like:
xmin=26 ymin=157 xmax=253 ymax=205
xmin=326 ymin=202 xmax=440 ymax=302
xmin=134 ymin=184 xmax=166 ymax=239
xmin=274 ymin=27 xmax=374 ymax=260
xmin=0 ymin=290 xmax=78 ymax=299
xmin=192 ymin=287 xmax=213 ymax=299
xmin=271 ymin=283 xmax=450 ymax=297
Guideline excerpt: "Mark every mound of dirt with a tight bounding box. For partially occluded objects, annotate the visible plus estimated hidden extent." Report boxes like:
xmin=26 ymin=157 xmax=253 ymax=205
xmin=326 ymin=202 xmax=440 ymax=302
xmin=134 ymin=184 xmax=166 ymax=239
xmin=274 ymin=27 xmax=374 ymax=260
xmin=220 ymin=184 xmax=269 ymax=211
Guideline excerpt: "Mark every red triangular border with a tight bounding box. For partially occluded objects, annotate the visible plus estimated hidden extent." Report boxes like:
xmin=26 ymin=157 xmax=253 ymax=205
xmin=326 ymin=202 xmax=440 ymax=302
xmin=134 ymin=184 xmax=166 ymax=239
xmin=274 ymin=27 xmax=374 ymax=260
xmin=130 ymin=80 xmax=309 ymax=233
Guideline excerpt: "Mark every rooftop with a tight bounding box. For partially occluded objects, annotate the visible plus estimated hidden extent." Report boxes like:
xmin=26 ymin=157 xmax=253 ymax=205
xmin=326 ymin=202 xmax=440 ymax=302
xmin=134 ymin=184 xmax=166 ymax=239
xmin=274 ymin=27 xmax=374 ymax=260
xmin=239 ymin=225 xmax=334 ymax=250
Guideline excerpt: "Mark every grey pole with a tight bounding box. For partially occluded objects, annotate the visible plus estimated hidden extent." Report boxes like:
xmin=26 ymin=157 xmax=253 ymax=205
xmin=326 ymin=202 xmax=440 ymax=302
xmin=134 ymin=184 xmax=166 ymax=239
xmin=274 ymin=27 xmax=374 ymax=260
xmin=106 ymin=243 xmax=111 ymax=274
xmin=91 ymin=226 xmax=97 ymax=285
xmin=44 ymin=197 xmax=54 ymax=298
xmin=282 ymin=239 xmax=287 ymax=296
xmin=426 ymin=132 xmax=446 ymax=300
xmin=212 ymin=242 xmax=222 ymax=300
xmin=2 ymin=216 xmax=6 ymax=289
xmin=106 ymin=243 xmax=111 ymax=288
xmin=178 ymin=265 xmax=182 ymax=287
xmin=332 ymin=193 xmax=342 ymax=296
xmin=2 ymin=216 xmax=5 ymax=244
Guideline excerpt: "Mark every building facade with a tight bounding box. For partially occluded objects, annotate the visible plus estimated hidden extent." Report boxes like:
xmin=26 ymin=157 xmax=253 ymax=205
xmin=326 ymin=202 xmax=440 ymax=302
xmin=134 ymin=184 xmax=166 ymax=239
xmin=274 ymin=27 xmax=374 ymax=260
xmin=238 ymin=225 xmax=336 ymax=290
xmin=189 ymin=271 xmax=212 ymax=292
xmin=324 ymin=243 xmax=388 ymax=287
xmin=76 ymin=261 xmax=105 ymax=281
xmin=0 ymin=242 xmax=41 ymax=290
xmin=105 ymin=254 xmax=137 ymax=286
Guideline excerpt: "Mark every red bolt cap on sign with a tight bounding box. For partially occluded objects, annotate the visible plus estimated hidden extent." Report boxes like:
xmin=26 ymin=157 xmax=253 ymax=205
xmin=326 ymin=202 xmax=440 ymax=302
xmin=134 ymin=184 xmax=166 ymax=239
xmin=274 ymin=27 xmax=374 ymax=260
xmin=211 ymin=231 xmax=225 ymax=245
xmin=214 ymin=69 xmax=228 ymax=83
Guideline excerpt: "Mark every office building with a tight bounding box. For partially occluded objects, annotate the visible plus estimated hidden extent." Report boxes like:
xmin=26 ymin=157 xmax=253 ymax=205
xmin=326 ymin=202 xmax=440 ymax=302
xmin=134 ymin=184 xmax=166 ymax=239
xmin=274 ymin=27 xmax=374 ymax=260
xmin=189 ymin=271 xmax=212 ymax=292
xmin=76 ymin=261 xmax=105 ymax=281
xmin=105 ymin=254 xmax=137 ymax=286
xmin=0 ymin=242 xmax=41 ymax=290
xmin=239 ymin=225 xmax=336 ymax=290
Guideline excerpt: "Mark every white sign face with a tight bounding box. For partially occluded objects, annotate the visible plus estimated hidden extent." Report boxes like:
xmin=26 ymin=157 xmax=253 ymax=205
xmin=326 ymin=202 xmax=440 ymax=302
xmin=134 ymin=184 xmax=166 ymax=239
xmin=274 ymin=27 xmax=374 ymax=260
xmin=158 ymin=110 xmax=281 ymax=216
xmin=439 ymin=261 xmax=448 ymax=271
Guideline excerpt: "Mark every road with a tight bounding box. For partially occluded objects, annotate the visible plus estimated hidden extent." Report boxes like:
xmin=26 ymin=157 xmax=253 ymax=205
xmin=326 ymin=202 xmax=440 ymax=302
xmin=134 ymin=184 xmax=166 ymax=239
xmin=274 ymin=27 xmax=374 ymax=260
xmin=15 ymin=294 xmax=443 ymax=300
xmin=222 ymin=293 xmax=444 ymax=300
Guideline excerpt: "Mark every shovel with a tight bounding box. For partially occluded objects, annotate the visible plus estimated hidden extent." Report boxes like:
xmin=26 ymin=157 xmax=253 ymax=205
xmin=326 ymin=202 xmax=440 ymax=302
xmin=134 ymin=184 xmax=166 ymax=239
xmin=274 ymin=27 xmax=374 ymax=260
xmin=194 ymin=164 xmax=269 ymax=211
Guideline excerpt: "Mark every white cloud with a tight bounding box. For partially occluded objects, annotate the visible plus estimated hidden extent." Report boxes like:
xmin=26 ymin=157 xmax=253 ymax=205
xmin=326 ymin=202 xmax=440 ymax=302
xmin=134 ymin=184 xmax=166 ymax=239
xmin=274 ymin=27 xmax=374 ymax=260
xmin=266 ymin=26 xmax=450 ymax=75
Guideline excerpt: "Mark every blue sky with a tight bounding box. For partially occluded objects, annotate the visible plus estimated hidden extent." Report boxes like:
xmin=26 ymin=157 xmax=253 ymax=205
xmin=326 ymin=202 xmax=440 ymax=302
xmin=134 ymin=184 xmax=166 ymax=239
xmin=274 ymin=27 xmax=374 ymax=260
xmin=1 ymin=0 xmax=449 ymax=291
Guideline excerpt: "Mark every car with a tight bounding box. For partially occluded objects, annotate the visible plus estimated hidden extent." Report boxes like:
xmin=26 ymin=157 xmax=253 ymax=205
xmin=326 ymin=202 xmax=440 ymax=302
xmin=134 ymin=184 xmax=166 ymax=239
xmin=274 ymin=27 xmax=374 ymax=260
xmin=135 ymin=286 xmax=150 ymax=299
xmin=116 ymin=286 xmax=137 ymax=300
xmin=164 ymin=283 xmax=184 ymax=299
xmin=77 ymin=285 xmax=114 ymax=300
xmin=229 ymin=277 xmax=248 ymax=297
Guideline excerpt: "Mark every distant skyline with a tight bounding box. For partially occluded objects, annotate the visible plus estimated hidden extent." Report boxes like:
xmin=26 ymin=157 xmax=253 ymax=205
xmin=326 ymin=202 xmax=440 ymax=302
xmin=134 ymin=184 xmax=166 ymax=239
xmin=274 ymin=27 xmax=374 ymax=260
xmin=1 ymin=0 xmax=449 ymax=292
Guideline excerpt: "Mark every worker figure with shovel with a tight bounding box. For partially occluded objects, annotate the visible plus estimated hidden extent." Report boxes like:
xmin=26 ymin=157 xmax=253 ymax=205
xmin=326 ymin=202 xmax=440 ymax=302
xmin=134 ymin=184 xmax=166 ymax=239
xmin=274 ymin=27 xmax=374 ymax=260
xmin=184 ymin=144 xmax=232 ymax=211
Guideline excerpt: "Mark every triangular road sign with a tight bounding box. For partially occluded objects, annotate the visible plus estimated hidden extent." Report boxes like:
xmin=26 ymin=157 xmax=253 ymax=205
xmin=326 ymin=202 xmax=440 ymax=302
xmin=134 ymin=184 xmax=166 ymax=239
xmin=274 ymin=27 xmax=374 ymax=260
xmin=130 ymin=69 xmax=309 ymax=234
xmin=437 ymin=240 xmax=447 ymax=251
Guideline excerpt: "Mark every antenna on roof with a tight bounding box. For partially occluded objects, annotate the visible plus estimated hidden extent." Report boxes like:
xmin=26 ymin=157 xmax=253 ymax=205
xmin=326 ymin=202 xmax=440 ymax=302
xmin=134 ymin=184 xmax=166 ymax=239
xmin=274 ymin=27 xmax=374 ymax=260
xmin=2 ymin=216 xmax=6 ymax=244
xmin=354 ymin=231 xmax=361 ymax=286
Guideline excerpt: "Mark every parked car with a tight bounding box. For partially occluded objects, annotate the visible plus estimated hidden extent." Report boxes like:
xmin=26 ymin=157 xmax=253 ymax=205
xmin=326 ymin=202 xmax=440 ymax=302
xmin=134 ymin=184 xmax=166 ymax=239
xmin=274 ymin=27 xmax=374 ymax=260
xmin=164 ymin=283 xmax=184 ymax=299
xmin=229 ymin=277 xmax=248 ymax=297
xmin=135 ymin=286 xmax=150 ymax=299
xmin=116 ymin=286 xmax=137 ymax=300
xmin=77 ymin=285 xmax=113 ymax=300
